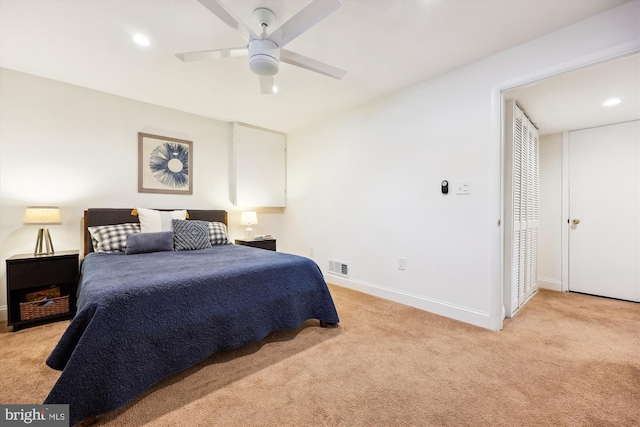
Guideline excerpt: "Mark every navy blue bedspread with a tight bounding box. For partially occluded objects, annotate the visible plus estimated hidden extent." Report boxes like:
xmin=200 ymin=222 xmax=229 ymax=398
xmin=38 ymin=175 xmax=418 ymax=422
xmin=44 ymin=244 xmax=339 ymax=425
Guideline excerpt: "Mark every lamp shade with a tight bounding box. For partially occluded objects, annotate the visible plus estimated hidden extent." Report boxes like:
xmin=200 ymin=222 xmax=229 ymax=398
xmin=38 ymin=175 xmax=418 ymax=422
xmin=240 ymin=211 xmax=258 ymax=226
xmin=24 ymin=207 xmax=61 ymax=224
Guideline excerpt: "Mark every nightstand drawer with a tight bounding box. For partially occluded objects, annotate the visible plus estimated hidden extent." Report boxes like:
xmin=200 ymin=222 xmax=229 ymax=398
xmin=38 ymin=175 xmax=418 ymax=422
xmin=7 ymin=256 xmax=78 ymax=290
xmin=235 ymin=239 xmax=277 ymax=251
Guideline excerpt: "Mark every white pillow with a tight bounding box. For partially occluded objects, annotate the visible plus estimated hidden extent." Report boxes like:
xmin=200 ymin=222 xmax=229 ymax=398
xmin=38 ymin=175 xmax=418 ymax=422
xmin=136 ymin=207 xmax=187 ymax=233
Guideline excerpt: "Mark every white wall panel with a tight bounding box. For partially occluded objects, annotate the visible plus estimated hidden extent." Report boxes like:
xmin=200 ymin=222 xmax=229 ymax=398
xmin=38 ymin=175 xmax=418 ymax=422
xmin=233 ymin=123 xmax=286 ymax=208
xmin=538 ymin=133 xmax=563 ymax=288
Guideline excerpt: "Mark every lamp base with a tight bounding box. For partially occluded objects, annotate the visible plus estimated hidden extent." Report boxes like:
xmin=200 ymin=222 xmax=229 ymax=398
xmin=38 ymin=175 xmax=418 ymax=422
xmin=34 ymin=227 xmax=55 ymax=256
xmin=244 ymin=226 xmax=255 ymax=241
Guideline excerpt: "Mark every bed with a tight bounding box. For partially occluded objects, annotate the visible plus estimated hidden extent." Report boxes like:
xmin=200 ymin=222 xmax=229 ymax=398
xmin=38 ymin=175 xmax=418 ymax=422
xmin=43 ymin=208 xmax=339 ymax=426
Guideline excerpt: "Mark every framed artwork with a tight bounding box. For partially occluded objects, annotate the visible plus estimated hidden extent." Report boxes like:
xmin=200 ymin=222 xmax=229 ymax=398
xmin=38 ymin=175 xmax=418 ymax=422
xmin=138 ymin=132 xmax=193 ymax=195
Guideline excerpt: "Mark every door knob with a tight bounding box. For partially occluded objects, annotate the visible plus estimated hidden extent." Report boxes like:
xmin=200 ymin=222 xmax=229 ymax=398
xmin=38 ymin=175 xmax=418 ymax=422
xmin=572 ymin=219 xmax=580 ymax=225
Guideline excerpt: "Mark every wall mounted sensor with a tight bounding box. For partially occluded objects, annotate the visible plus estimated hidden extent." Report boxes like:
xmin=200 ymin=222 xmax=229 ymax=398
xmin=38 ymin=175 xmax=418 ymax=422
xmin=441 ymin=180 xmax=449 ymax=194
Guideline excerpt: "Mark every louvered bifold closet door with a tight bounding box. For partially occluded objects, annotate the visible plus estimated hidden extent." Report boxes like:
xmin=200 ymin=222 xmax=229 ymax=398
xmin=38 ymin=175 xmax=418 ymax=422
xmin=511 ymin=107 xmax=523 ymax=313
xmin=528 ymin=127 xmax=539 ymax=300
xmin=505 ymin=101 xmax=539 ymax=317
xmin=519 ymin=112 xmax=530 ymax=307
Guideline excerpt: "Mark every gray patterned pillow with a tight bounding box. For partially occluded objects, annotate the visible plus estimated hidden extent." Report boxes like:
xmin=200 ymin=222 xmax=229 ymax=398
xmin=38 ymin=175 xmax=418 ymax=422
xmin=208 ymin=221 xmax=231 ymax=245
xmin=88 ymin=223 xmax=141 ymax=253
xmin=172 ymin=220 xmax=212 ymax=251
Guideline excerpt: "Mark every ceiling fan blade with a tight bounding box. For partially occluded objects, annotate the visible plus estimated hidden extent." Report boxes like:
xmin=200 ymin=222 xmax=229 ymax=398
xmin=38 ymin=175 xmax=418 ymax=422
xmin=175 ymin=47 xmax=248 ymax=62
xmin=259 ymin=76 xmax=277 ymax=95
xmin=197 ymin=0 xmax=258 ymax=41
xmin=280 ymin=49 xmax=346 ymax=80
xmin=268 ymin=0 xmax=342 ymax=47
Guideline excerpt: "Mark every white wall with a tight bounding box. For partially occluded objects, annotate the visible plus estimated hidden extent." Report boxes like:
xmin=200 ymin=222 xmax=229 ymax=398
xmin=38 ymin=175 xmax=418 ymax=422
xmin=0 ymin=69 xmax=284 ymax=320
xmin=538 ymin=133 xmax=563 ymax=290
xmin=283 ymin=1 xmax=640 ymax=329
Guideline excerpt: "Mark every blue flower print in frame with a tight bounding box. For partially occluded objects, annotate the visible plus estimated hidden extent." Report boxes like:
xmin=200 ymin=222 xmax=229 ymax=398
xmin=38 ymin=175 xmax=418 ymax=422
xmin=149 ymin=142 xmax=189 ymax=188
xmin=138 ymin=132 xmax=193 ymax=194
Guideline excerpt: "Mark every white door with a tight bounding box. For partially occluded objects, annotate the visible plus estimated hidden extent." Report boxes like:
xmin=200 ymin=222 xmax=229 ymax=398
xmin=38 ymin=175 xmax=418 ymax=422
xmin=569 ymin=121 xmax=640 ymax=301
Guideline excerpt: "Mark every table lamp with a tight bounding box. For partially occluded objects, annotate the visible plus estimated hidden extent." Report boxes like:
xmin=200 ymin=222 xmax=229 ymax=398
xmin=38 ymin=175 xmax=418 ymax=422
xmin=24 ymin=206 xmax=61 ymax=255
xmin=240 ymin=211 xmax=258 ymax=240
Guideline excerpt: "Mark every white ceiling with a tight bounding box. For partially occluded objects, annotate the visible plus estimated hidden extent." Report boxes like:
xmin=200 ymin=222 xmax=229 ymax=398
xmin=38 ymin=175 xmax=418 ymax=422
xmin=505 ymin=53 xmax=640 ymax=136
xmin=0 ymin=0 xmax=635 ymax=134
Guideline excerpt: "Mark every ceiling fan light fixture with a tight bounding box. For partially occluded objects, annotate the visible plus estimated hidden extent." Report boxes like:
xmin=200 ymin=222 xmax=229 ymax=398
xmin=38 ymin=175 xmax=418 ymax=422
xmin=248 ymin=39 xmax=280 ymax=76
xmin=250 ymin=55 xmax=279 ymax=76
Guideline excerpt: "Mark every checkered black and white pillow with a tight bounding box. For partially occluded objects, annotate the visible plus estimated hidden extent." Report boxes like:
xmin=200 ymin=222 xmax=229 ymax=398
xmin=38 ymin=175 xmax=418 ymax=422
xmin=88 ymin=223 xmax=141 ymax=253
xmin=208 ymin=221 xmax=231 ymax=245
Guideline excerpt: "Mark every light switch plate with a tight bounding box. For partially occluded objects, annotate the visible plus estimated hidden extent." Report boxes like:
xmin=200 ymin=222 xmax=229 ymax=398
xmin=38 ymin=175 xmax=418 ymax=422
xmin=456 ymin=180 xmax=470 ymax=195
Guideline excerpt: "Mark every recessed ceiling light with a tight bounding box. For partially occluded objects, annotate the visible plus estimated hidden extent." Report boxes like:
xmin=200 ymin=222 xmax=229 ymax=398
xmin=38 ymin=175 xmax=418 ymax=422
xmin=272 ymin=85 xmax=279 ymax=94
xmin=603 ymin=97 xmax=622 ymax=107
xmin=133 ymin=34 xmax=150 ymax=46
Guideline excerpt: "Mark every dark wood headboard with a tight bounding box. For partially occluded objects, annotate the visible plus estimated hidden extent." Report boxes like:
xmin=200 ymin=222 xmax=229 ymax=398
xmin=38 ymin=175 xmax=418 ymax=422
xmin=84 ymin=208 xmax=228 ymax=256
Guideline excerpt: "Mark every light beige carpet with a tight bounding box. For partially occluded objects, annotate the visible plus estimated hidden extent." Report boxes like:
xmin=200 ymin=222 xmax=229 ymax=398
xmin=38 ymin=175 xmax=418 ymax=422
xmin=1 ymin=285 xmax=638 ymax=426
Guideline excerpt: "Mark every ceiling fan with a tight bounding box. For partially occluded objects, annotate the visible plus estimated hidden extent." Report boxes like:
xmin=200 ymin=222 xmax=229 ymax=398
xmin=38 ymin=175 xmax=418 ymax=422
xmin=176 ymin=0 xmax=347 ymax=94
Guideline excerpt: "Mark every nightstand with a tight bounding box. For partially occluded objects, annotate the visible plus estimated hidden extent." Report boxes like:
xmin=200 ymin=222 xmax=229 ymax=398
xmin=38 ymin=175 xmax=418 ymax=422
xmin=235 ymin=239 xmax=277 ymax=251
xmin=6 ymin=250 xmax=79 ymax=331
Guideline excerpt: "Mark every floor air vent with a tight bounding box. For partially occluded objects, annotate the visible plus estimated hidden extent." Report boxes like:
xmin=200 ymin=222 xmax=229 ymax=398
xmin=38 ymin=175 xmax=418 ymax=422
xmin=328 ymin=259 xmax=349 ymax=278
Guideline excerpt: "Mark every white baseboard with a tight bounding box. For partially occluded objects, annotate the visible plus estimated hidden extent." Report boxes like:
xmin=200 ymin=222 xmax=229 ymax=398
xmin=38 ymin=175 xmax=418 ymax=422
xmin=538 ymin=278 xmax=562 ymax=291
xmin=325 ymin=275 xmax=492 ymax=330
xmin=0 ymin=305 xmax=7 ymax=322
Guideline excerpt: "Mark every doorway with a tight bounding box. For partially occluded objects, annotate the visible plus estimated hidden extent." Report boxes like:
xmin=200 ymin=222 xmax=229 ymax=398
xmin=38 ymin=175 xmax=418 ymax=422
xmin=500 ymin=52 xmax=640 ymax=324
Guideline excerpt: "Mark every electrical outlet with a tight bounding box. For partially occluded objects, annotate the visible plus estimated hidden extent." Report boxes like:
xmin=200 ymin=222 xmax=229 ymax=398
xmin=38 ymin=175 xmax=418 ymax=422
xmin=398 ymin=257 xmax=406 ymax=270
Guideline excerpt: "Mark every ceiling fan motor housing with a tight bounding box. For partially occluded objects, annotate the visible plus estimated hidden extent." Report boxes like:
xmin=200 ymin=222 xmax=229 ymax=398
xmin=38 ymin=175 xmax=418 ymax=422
xmin=248 ymin=39 xmax=280 ymax=76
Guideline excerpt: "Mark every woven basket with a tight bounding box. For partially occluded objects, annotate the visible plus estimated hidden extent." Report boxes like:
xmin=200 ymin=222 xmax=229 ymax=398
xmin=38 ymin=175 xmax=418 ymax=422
xmin=20 ymin=295 xmax=69 ymax=321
